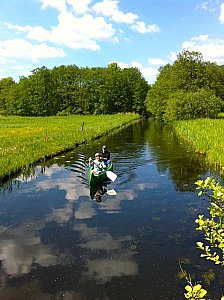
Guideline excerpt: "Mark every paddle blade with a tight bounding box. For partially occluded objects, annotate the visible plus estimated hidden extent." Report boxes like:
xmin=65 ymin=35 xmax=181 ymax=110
xmin=106 ymin=171 xmax=117 ymax=182
xmin=106 ymin=189 xmax=117 ymax=196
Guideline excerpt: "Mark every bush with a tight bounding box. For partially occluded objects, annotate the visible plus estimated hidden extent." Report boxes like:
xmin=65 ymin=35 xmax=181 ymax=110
xmin=164 ymin=88 xmax=222 ymax=122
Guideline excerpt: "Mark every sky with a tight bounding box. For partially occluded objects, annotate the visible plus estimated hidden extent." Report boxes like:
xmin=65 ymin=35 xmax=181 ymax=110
xmin=0 ymin=0 xmax=224 ymax=84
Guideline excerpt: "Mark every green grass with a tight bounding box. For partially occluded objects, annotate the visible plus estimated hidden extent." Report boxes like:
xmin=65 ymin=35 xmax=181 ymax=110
xmin=218 ymin=112 xmax=224 ymax=119
xmin=0 ymin=114 xmax=139 ymax=179
xmin=174 ymin=119 xmax=224 ymax=170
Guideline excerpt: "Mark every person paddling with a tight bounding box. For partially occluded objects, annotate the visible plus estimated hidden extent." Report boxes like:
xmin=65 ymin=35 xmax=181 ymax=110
xmin=101 ymin=145 xmax=111 ymax=167
xmin=89 ymin=153 xmax=105 ymax=175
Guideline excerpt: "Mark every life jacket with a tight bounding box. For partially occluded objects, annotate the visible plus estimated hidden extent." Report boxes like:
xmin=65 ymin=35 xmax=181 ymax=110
xmin=93 ymin=160 xmax=104 ymax=171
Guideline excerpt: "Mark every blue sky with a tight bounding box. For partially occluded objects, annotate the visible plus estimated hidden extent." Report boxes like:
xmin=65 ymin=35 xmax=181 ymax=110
xmin=0 ymin=0 xmax=224 ymax=83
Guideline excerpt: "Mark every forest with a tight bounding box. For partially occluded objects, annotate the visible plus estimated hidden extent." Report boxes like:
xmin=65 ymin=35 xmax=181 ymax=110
xmin=0 ymin=63 xmax=149 ymax=117
xmin=0 ymin=50 xmax=224 ymax=120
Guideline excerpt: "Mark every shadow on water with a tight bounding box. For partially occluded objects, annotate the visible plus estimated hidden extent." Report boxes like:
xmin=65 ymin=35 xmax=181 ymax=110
xmin=0 ymin=119 xmax=223 ymax=300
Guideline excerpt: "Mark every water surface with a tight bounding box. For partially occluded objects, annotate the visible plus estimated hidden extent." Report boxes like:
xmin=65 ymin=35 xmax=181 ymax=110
xmin=0 ymin=119 xmax=223 ymax=300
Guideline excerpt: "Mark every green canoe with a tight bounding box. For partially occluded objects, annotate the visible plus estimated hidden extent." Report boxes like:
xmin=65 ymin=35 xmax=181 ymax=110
xmin=87 ymin=162 xmax=113 ymax=187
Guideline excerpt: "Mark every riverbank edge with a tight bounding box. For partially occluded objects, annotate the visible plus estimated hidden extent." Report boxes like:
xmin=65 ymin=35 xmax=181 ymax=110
xmin=173 ymin=119 xmax=224 ymax=173
xmin=0 ymin=114 xmax=141 ymax=185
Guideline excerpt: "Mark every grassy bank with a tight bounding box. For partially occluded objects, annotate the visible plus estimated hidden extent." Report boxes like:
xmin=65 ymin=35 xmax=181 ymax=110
xmin=174 ymin=118 xmax=224 ymax=170
xmin=0 ymin=114 xmax=139 ymax=179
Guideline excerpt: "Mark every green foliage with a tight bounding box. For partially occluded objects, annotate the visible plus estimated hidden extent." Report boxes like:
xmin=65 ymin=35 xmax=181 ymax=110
xmin=145 ymin=64 xmax=172 ymax=118
xmin=179 ymin=263 xmax=208 ymax=300
xmin=145 ymin=50 xmax=224 ymax=121
xmin=205 ymin=63 xmax=224 ymax=102
xmin=0 ymin=64 xmax=149 ymax=117
xmin=164 ymin=88 xmax=222 ymax=122
xmin=183 ymin=177 xmax=224 ymax=300
xmin=0 ymin=77 xmax=16 ymax=114
xmin=181 ymin=177 xmax=224 ymax=300
xmin=171 ymin=51 xmax=209 ymax=92
xmin=195 ymin=177 xmax=224 ymax=265
xmin=180 ymin=177 xmax=224 ymax=300
xmin=184 ymin=284 xmax=207 ymax=299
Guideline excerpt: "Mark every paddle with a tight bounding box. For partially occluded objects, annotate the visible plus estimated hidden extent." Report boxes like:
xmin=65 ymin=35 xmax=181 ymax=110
xmin=106 ymin=189 xmax=117 ymax=196
xmin=106 ymin=170 xmax=117 ymax=182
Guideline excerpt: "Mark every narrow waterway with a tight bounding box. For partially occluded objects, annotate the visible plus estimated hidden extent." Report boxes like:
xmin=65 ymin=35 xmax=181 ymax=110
xmin=0 ymin=119 xmax=223 ymax=300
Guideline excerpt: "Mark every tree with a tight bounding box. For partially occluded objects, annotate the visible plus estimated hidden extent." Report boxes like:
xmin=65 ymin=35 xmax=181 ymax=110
xmin=171 ymin=50 xmax=209 ymax=92
xmin=164 ymin=88 xmax=222 ymax=122
xmin=10 ymin=76 xmax=31 ymax=115
xmin=145 ymin=50 xmax=223 ymax=120
xmin=145 ymin=64 xmax=172 ymax=118
xmin=124 ymin=67 xmax=149 ymax=115
xmin=0 ymin=63 xmax=149 ymax=116
xmin=0 ymin=77 xmax=16 ymax=114
xmin=205 ymin=63 xmax=224 ymax=109
xmin=29 ymin=66 xmax=56 ymax=116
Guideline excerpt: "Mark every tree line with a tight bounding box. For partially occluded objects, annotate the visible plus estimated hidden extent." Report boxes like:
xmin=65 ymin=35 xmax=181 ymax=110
xmin=1 ymin=51 xmax=224 ymax=120
xmin=0 ymin=63 xmax=149 ymax=116
xmin=145 ymin=50 xmax=224 ymax=122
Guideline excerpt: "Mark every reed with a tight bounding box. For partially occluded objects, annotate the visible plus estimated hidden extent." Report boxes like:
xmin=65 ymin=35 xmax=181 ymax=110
xmin=174 ymin=119 xmax=224 ymax=170
xmin=0 ymin=114 xmax=139 ymax=179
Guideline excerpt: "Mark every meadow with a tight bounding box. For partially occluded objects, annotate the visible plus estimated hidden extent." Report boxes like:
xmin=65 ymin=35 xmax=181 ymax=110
xmin=0 ymin=114 xmax=139 ymax=180
xmin=174 ymin=118 xmax=224 ymax=170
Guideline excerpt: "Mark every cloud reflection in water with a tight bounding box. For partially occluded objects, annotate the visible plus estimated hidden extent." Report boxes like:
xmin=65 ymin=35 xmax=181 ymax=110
xmin=73 ymin=223 xmax=138 ymax=284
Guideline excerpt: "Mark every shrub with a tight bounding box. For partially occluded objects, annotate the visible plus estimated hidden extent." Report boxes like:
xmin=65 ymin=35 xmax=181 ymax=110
xmin=164 ymin=88 xmax=222 ymax=122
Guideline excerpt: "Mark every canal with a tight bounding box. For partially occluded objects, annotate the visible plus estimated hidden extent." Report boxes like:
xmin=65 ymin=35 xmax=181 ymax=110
xmin=0 ymin=119 xmax=223 ymax=299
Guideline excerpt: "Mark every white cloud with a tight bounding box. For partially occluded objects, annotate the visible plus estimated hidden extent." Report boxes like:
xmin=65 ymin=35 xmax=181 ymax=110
xmin=50 ymin=11 xmax=115 ymax=49
xmin=1 ymin=0 xmax=161 ymax=80
xmin=0 ymin=38 xmax=65 ymax=62
xmin=170 ymin=51 xmax=177 ymax=62
xmin=191 ymin=34 xmax=209 ymax=42
xmin=41 ymin=0 xmax=67 ymax=12
xmin=130 ymin=61 xmax=143 ymax=69
xmin=219 ymin=3 xmax=224 ymax=23
xmin=4 ymin=22 xmax=50 ymax=42
xmin=195 ymin=0 xmax=222 ymax=12
xmin=131 ymin=61 xmax=159 ymax=83
xmin=131 ymin=21 xmax=160 ymax=34
xmin=112 ymin=60 xmax=159 ymax=83
xmin=0 ymin=56 xmax=7 ymax=64
xmin=67 ymin=0 xmax=92 ymax=14
xmin=110 ymin=61 xmax=128 ymax=68
xmin=141 ymin=66 xmax=159 ymax=83
xmin=92 ymin=1 xmax=160 ymax=36
xmin=30 ymin=43 xmax=65 ymax=61
xmin=92 ymin=0 xmax=138 ymax=24
xmin=26 ymin=26 xmax=50 ymax=42
xmin=5 ymin=10 xmax=116 ymax=51
xmin=4 ymin=0 xmax=159 ymax=57
xmin=41 ymin=0 xmax=93 ymax=14
xmin=196 ymin=2 xmax=209 ymax=11
xmin=148 ymin=58 xmax=167 ymax=65
xmin=181 ymin=35 xmax=224 ymax=64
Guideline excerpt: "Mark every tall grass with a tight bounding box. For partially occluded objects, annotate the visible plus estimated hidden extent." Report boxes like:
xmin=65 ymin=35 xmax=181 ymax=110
xmin=174 ymin=119 xmax=224 ymax=170
xmin=0 ymin=114 xmax=139 ymax=179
